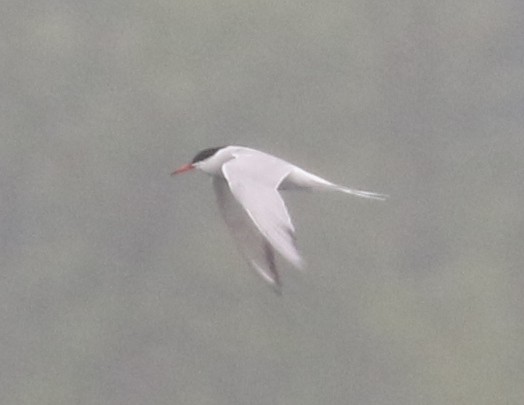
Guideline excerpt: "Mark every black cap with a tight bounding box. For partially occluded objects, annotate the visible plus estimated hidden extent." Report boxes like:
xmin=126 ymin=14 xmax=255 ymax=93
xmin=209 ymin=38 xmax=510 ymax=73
xmin=191 ymin=146 xmax=225 ymax=164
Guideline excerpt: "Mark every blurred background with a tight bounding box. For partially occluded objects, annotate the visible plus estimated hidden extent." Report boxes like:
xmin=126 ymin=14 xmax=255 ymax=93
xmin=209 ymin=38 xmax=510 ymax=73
xmin=2 ymin=1 xmax=523 ymax=404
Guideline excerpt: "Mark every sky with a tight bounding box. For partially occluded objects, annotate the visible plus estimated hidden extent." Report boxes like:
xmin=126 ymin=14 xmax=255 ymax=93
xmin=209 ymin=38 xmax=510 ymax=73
xmin=2 ymin=1 xmax=524 ymax=404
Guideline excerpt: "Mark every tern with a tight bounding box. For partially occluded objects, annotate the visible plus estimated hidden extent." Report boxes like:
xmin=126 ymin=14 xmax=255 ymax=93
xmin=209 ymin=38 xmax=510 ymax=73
xmin=172 ymin=146 xmax=387 ymax=291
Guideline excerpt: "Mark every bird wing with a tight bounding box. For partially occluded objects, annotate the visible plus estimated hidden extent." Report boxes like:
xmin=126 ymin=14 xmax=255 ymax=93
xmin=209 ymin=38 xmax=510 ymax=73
xmin=220 ymin=153 xmax=304 ymax=271
xmin=213 ymin=176 xmax=282 ymax=289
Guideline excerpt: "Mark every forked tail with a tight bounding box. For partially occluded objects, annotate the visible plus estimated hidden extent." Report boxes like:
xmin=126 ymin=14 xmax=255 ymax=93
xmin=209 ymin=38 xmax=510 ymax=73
xmin=335 ymin=185 xmax=388 ymax=200
xmin=281 ymin=167 xmax=388 ymax=200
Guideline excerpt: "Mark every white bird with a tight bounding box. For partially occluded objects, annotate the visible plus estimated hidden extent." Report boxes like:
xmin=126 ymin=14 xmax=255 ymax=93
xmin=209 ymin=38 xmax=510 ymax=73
xmin=172 ymin=146 xmax=387 ymax=291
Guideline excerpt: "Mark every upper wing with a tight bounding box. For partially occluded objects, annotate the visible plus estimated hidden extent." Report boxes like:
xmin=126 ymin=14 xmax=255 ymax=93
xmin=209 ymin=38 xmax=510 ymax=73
xmin=213 ymin=176 xmax=281 ymax=288
xmin=221 ymin=153 xmax=304 ymax=270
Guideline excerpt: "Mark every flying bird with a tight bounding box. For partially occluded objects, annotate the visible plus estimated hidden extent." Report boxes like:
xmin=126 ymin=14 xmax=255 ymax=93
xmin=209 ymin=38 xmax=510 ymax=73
xmin=172 ymin=146 xmax=387 ymax=291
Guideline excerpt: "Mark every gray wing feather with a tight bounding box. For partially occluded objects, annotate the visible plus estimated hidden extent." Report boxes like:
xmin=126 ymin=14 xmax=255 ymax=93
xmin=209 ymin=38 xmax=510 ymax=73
xmin=221 ymin=154 xmax=304 ymax=270
xmin=213 ymin=176 xmax=282 ymax=288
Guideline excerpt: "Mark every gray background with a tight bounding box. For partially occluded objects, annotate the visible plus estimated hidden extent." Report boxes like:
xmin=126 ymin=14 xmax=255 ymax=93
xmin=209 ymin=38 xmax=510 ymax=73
xmin=2 ymin=1 xmax=524 ymax=404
